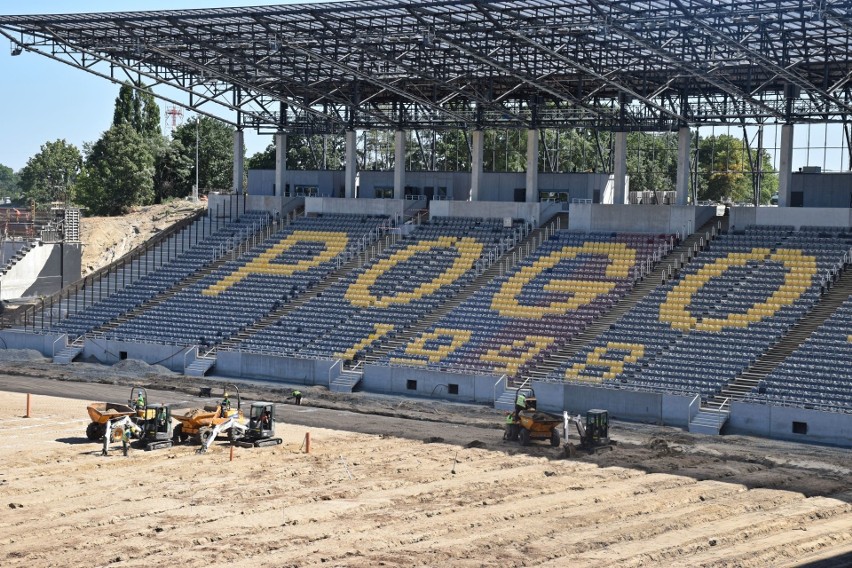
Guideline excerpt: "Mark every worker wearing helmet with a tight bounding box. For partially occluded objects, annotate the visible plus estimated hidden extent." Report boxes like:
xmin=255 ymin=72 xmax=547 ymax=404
xmin=292 ymin=390 xmax=302 ymax=406
xmin=514 ymin=391 xmax=527 ymax=421
xmin=135 ymin=392 xmax=145 ymax=409
xmin=220 ymin=393 xmax=231 ymax=417
xmin=503 ymin=412 xmax=518 ymax=441
xmin=121 ymin=427 xmax=132 ymax=456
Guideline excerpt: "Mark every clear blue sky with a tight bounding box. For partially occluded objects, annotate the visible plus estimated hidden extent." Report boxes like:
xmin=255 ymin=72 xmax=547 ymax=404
xmin=0 ymin=1 xmax=310 ymax=172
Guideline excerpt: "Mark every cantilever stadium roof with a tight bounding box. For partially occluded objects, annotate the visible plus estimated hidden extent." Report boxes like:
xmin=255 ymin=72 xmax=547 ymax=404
xmin=2 ymin=0 xmax=852 ymax=133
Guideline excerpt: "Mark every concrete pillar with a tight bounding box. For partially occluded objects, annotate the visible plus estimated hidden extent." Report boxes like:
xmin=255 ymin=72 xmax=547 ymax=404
xmin=345 ymin=129 xmax=357 ymax=199
xmin=675 ymin=126 xmax=691 ymax=206
xmin=778 ymin=123 xmax=794 ymax=207
xmin=274 ymin=131 xmax=287 ymax=197
xmin=526 ymin=128 xmax=540 ymax=203
xmin=394 ymin=129 xmax=405 ymax=200
xmin=613 ymin=131 xmax=628 ymax=204
xmin=232 ymin=129 xmax=245 ymax=194
xmin=470 ymin=129 xmax=484 ymax=201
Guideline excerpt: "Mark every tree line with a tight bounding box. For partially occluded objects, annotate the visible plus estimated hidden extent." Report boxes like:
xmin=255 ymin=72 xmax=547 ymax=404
xmin=1 ymin=83 xmax=779 ymax=214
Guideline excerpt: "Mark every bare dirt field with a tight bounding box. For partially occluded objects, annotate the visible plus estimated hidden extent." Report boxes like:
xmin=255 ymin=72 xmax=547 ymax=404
xmin=1 ymin=362 xmax=850 ymax=567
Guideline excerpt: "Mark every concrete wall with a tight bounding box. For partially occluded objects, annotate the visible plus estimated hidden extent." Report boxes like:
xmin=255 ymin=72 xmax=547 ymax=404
xmin=791 ymin=172 xmax=852 ymax=208
xmin=728 ymin=401 xmax=852 ymax=447
xmin=247 ymin=170 xmax=347 ymax=198
xmin=0 ymin=242 xmax=82 ymax=300
xmin=531 ymin=381 xmax=693 ymax=427
xmin=429 ymin=200 xmax=543 ymax=224
xmin=249 ymin=170 xmax=615 ymax=203
xmin=569 ymin=204 xmax=718 ymax=234
xmin=363 ymin=364 xmax=501 ymax=403
xmin=729 ymin=206 xmax=852 ymax=231
xmin=305 ymin=197 xmax=404 ymax=223
xmin=216 ymin=350 xmax=337 ymax=386
xmin=82 ymin=338 xmax=193 ymax=373
xmin=0 ymin=329 xmax=66 ymax=355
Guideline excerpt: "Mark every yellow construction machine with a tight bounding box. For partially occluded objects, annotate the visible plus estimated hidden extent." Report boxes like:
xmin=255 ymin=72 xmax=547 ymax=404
xmin=172 ymin=384 xmax=245 ymax=445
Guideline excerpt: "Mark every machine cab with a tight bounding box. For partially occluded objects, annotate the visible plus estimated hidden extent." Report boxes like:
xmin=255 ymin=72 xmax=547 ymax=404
xmin=585 ymin=409 xmax=609 ymax=443
xmin=248 ymin=402 xmax=275 ymax=437
xmin=141 ymin=403 xmax=172 ymax=441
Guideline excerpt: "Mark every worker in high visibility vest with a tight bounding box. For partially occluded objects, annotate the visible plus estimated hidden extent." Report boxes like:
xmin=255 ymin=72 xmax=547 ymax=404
xmin=514 ymin=391 xmax=527 ymax=421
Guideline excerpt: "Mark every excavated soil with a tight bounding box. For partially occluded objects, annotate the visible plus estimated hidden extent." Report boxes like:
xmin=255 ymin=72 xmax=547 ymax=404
xmin=80 ymin=200 xmax=205 ymax=276
xmin=1 ymin=388 xmax=850 ymax=568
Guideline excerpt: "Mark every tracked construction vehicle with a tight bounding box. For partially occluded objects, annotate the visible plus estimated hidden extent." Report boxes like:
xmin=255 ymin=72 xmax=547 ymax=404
xmin=563 ymin=409 xmax=616 ymax=456
xmin=232 ymin=402 xmax=283 ymax=448
xmin=127 ymin=386 xmax=173 ymax=451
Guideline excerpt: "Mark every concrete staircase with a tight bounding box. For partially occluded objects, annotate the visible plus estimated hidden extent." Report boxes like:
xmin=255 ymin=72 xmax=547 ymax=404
xmin=522 ymin=215 xmax=726 ymax=384
xmin=688 ymin=407 xmax=730 ymax=435
xmin=185 ymin=354 xmax=217 ymax=377
xmin=330 ymin=368 xmax=364 ymax=392
xmin=494 ymin=389 xmax=517 ymax=412
xmin=53 ymin=340 xmax=84 ymax=364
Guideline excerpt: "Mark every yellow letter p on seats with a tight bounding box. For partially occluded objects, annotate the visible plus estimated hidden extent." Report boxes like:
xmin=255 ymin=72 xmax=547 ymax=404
xmin=202 ymin=230 xmax=349 ymax=296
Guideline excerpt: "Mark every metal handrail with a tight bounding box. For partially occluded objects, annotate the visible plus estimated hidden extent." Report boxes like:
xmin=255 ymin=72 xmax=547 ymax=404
xmin=51 ymin=334 xmax=66 ymax=357
xmin=183 ymin=345 xmax=199 ymax=371
xmin=716 ymin=397 xmax=730 ymax=431
xmin=492 ymin=373 xmax=507 ymax=403
xmin=688 ymin=393 xmax=701 ymax=424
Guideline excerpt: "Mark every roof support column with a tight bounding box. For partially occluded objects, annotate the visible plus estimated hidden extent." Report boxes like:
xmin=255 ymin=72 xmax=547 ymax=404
xmin=675 ymin=126 xmax=691 ymax=206
xmin=233 ymin=129 xmax=244 ymax=194
xmin=526 ymin=128 xmax=539 ymax=203
xmin=345 ymin=129 xmax=358 ymax=199
xmin=613 ymin=131 xmax=628 ymax=204
xmin=778 ymin=123 xmax=794 ymax=207
xmin=274 ymin=131 xmax=287 ymax=197
xmin=394 ymin=129 xmax=406 ymax=200
xmin=470 ymin=128 xmax=484 ymax=201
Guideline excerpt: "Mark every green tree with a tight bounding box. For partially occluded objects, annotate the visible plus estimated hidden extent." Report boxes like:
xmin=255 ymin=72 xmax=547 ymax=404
xmin=18 ymin=139 xmax=82 ymax=205
xmin=171 ymin=117 xmax=235 ymax=193
xmin=76 ymin=123 xmax=155 ymax=215
xmin=153 ymin=137 xmax=194 ymax=202
xmin=433 ymin=130 xmax=471 ymax=172
xmin=540 ymin=128 xmax=603 ymax=173
xmin=0 ymin=164 xmax=20 ymax=200
xmin=290 ymin=134 xmax=345 ymax=170
xmin=483 ymin=129 xmax=527 ymax=172
xmin=626 ymin=132 xmax=679 ymax=194
xmin=113 ymin=82 xmax=161 ymax=138
xmin=247 ymin=143 xmax=276 ymax=170
xmin=696 ymin=135 xmax=751 ymax=202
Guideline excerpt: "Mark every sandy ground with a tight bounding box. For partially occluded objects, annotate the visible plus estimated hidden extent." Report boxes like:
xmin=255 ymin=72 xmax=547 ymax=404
xmin=80 ymin=200 xmax=205 ymax=276
xmin=1 ymin=381 xmax=850 ymax=567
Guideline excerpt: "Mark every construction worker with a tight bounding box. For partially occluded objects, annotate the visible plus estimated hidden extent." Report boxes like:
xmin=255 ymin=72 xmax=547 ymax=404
xmin=514 ymin=390 xmax=527 ymax=421
xmin=503 ymin=412 xmax=519 ymax=441
xmin=291 ymin=390 xmax=302 ymax=406
xmin=121 ymin=427 xmax=132 ymax=457
xmin=220 ymin=392 xmax=231 ymax=417
xmin=135 ymin=392 xmax=145 ymax=409
xmin=157 ymin=405 xmax=168 ymax=430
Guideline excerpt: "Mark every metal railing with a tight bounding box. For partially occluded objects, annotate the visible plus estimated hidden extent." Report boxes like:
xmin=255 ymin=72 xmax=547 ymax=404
xmin=715 ymin=397 xmax=730 ymax=431
xmin=492 ymin=374 xmax=508 ymax=403
xmin=688 ymin=393 xmax=701 ymax=424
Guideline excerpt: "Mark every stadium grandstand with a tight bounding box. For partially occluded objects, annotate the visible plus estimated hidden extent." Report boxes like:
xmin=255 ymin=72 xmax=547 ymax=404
xmin=2 ymin=0 xmax=852 ymax=447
